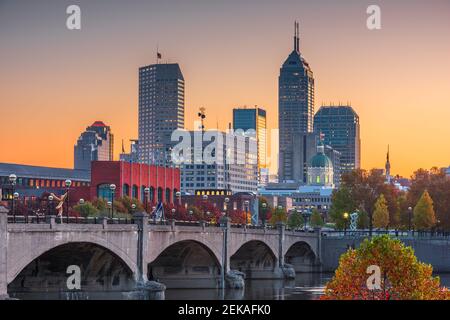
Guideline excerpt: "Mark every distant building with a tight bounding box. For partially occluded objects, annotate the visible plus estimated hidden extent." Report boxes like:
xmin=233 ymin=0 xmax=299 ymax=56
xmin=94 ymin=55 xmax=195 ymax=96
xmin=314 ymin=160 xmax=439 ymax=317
xmin=0 ymin=162 xmax=90 ymax=201
xmin=176 ymin=130 xmax=258 ymax=195
xmin=259 ymin=184 xmax=333 ymax=214
xmin=307 ymin=139 xmax=334 ymax=187
xmin=314 ymin=105 xmax=361 ymax=174
xmin=233 ymin=106 xmax=267 ymax=185
xmin=289 ymin=132 xmax=341 ymax=186
xmin=120 ymin=139 xmax=139 ymax=163
xmin=278 ymin=22 xmax=315 ymax=183
xmin=74 ymin=121 xmax=114 ymax=171
xmin=138 ymin=63 xmax=185 ymax=165
xmin=446 ymin=167 xmax=450 ymax=177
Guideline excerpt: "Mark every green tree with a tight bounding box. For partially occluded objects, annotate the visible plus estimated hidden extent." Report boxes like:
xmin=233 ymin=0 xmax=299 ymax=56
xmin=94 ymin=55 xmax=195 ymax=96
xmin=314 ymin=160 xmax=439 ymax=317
xmin=73 ymin=202 xmax=99 ymax=218
xmin=329 ymin=187 xmax=355 ymax=230
xmin=373 ymin=194 xmax=389 ymax=229
xmin=270 ymin=207 xmax=288 ymax=226
xmin=310 ymin=209 xmax=324 ymax=228
xmin=357 ymin=210 xmax=369 ymax=229
xmin=92 ymin=197 xmax=107 ymax=212
xmin=287 ymin=211 xmax=304 ymax=229
xmin=413 ymin=190 xmax=436 ymax=230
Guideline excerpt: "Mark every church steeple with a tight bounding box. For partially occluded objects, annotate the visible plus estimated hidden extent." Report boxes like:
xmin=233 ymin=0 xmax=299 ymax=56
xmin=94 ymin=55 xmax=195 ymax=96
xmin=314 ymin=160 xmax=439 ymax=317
xmin=385 ymin=145 xmax=391 ymax=183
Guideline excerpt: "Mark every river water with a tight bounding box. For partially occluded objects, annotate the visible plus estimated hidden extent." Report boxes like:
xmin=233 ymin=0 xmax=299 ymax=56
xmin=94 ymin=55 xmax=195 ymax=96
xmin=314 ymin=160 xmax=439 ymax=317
xmin=10 ymin=273 xmax=450 ymax=300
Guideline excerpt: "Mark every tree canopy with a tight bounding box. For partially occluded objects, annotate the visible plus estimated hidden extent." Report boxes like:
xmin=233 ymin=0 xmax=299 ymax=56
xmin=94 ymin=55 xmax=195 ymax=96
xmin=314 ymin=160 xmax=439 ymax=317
xmin=322 ymin=235 xmax=450 ymax=300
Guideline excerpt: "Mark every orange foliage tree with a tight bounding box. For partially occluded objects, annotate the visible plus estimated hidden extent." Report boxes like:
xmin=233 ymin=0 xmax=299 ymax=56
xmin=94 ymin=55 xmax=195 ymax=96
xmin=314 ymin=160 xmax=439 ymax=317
xmin=321 ymin=235 xmax=450 ymax=300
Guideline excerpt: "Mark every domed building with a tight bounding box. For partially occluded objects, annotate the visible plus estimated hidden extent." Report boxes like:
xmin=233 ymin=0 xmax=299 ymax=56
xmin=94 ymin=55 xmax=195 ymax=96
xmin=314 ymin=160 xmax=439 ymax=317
xmin=307 ymin=139 xmax=334 ymax=187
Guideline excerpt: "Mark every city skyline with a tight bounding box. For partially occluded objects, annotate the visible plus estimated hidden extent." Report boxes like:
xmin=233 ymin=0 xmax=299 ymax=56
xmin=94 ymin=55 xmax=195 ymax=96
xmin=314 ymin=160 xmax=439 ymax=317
xmin=1 ymin=0 xmax=450 ymax=177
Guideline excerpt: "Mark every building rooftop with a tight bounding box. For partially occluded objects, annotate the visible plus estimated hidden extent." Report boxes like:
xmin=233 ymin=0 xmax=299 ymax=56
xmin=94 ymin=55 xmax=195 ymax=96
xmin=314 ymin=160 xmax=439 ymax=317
xmin=0 ymin=162 xmax=90 ymax=181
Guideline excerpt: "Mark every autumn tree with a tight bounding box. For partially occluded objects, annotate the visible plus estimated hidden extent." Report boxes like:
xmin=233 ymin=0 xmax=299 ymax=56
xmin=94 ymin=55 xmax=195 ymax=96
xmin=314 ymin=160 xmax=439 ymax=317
xmin=373 ymin=194 xmax=389 ymax=229
xmin=321 ymin=235 xmax=450 ymax=300
xmin=270 ymin=206 xmax=287 ymax=226
xmin=413 ymin=190 xmax=436 ymax=230
xmin=310 ymin=209 xmax=324 ymax=228
xmin=408 ymin=168 xmax=450 ymax=230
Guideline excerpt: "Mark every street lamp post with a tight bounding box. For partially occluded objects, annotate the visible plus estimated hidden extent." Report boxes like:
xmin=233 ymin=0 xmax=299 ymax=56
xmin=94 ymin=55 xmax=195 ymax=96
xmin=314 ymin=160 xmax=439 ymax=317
xmin=244 ymin=200 xmax=250 ymax=225
xmin=408 ymin=206 xmax=413 ymax=232
xmin=171 ymin=208 xmax=176 ymax=220
xmin=110 ymin=184 xmax=116 ymax=219
xmin=65 ymin=179 xmax=72 ymax=223
xmin=9 ymin=174 xmax=17 ymax=222
xmin=176 ymin=191 xmax=182 ymax=207
xmin=302 ymin=209 xmax=312 ymax=232
xmin=144 ymin=187 xmax=150 ymax=213
xmin=202 ymin=194 xmax=208 ymax=221
xmin=48 ymin=195 xmax=54 ymax=217
xmin=107 ymin=201 xmax=112 ymax=221
xmin=261 ymin=202 xmax=267 ymax=227
xmin=189 ymin=209 xmax=193 ymax=222
xmin=13 ymin=192 xmax=19 ymax=223
xmin=343 ymin=212 xmax=349 ymax=236
xmin=220 ymin=211 xmax=229 ymax=292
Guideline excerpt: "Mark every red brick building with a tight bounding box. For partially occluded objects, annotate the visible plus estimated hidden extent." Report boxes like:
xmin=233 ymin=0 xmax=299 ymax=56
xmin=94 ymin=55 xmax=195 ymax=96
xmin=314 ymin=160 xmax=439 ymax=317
xmin=90 ymin=161 xmax=180 ymax=204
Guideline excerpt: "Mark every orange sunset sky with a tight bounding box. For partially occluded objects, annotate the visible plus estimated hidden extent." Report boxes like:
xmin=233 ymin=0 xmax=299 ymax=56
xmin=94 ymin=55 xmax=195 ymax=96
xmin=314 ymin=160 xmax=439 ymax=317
xmin=1 ymin=0 xmax=449 ymax=178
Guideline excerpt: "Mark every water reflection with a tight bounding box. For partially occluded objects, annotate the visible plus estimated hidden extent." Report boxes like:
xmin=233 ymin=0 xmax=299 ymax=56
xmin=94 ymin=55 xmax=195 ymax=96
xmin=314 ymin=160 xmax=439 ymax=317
xmin=165 ymin=273 xmax=333 ymax=300
xmin=10 ymin=272 xmax=450 ymax=300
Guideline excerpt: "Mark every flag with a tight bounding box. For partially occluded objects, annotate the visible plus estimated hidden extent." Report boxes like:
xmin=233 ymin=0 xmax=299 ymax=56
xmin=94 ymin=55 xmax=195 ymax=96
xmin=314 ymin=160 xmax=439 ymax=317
xmin=153 ymin=202 xmax=164 ymax=220
xmin=157 ymin=52 xmax=162 ymax=59
xmin=121 ymin=139 xmax=125 ymax=153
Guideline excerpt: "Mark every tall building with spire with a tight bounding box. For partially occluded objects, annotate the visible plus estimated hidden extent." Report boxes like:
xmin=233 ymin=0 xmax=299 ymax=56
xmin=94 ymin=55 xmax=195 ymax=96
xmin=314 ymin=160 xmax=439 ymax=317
xmin=138 ymin=62 xmax=185 ymax=165
xmin=278 ymin=21 xmax=315 ymax=183
xmin=385 ymin=145 xmax=391 ymax=184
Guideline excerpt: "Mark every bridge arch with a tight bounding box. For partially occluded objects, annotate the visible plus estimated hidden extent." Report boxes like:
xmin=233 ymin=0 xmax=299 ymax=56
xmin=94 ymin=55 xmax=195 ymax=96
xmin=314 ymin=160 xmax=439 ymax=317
xmin=8 ymin=241 xmax=136 ymax=295
xmin=284 ymin=241 xmax=318 ymax=272
xmin=148 ymin=240 xmax=221 ymax=288
xmin=7 ymin=234 xmax=138 ymax=285
xmin=230 ymin=240 xmax=278 ymax=279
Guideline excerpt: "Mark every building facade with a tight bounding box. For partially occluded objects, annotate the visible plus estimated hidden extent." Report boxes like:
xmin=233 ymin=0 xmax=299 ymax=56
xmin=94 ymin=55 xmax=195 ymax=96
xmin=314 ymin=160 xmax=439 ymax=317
xmin=176 ymin=130 xmax=258 ymax=195
xmin=313 ymin=105 xmax=361 ymax=174
xmin=0 ymin=162 xmax=90 ymax=202
xmin=74 ymin=121 xmax=114 ymax=171
xmin=90 ymin=161 xmax=180 ymax=205
xmin=278 ymin=22 xmax=315 ymax=183
xmin=307 ymin=140 xmax=334 ymax=187
xmin=232 ymin=107 xmax=267 ymax=185
xmin=290 ymin=132 xmax=341 ymax=186
xmin=138 ymin=63 xmax=185 ymax=165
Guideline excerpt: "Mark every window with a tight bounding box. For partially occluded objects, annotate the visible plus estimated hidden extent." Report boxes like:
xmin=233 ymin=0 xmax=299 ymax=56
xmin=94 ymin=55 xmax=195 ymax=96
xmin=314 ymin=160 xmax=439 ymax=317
xmin=97 ymin=184 xmax=112 ymax=200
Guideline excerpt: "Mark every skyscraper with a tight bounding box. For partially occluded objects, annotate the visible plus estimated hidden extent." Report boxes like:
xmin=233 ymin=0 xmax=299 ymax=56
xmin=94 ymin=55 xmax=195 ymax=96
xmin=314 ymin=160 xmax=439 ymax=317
xmin=138 ymin=63 xmax=185 ymax=165
xmin=278 ymin=21 xmax=315 ymax=182
xmin=313 ymin=105 xmax=361 ymax=174
xmin=233 ymin=106 xmax=267 ymax=184
xmin=74 ymin=121 xmax=114 ymax=171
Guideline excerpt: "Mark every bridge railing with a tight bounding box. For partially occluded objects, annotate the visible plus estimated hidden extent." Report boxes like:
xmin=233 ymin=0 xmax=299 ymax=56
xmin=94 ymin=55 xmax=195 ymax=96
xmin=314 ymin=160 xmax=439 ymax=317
xmin=7 ymin=215 xmax=135 ymax=225
xmin=321 ymin=230 xmax=450 ymax=239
